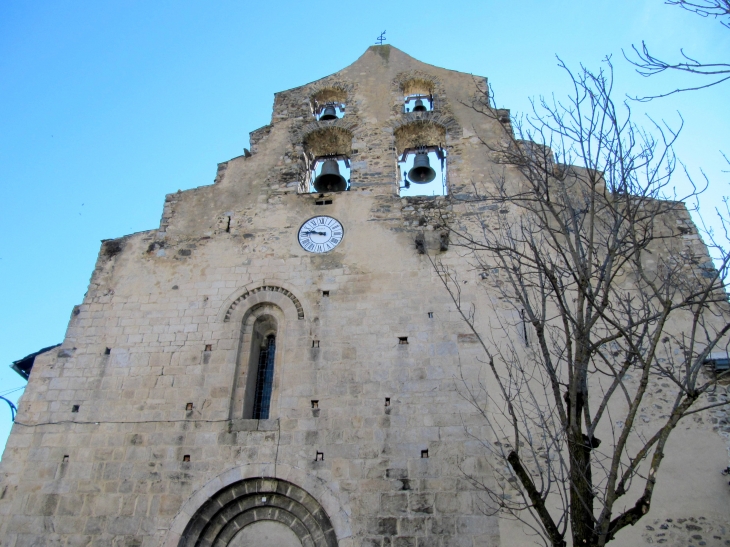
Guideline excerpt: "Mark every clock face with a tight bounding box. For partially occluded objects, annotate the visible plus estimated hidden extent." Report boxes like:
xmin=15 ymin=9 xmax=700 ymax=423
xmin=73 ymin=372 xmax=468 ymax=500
xmin=298 ymin=216 xmax=344 ymax=253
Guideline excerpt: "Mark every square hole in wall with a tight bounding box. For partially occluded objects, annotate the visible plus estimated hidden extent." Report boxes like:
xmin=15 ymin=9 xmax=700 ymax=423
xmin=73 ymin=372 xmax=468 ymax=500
xmin=315 ymin=199 xmax=333 ymax=205
xmin=311 ymin=400 xmax=319 ymax=409
xmin=71 ymin=405 xmax=80 ymax=413
xmin=421 ymin=449 xmax=429 ymax=459
xmin=428 ymin=312 xmax=433 ymax=318
xmin=104 ymin=347 xmax=111 ymax=355
xmin=315 ymin=451 xmax=324 ymax=461
xmin=322 ymin=290 xmax=330 ymax=297
xmin=183 ymin=455 xmax=190 ymax=462
xmin=398 ymin=337 xmax=408 ymax=345
xmin=312 ymin=340 xmax=320 ymax=348
xmin=62 ymin=455 xmax=69 ymax=463
xmin=204 ymin=344 xmax=212 ymax=351
xmin=385 ymin=398 xmax=391 ymax=407
xmin=186 ymin=403 xmax=193 ymax=411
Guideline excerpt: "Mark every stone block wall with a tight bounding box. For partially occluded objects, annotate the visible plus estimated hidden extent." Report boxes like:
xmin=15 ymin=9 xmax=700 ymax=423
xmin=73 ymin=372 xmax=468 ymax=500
xmin=1 ymin=45 xmax=728 ymax=547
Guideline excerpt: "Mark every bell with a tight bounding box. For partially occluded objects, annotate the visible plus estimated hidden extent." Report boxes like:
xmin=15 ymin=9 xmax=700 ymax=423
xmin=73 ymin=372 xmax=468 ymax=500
xmin=413 ymin=99 xmax=427 ymax=112
xmin=313 ymin=159 xmax=348 ymax=192
xmin=408 ymin=152 xmax=437 ymax=184
xmin=319 ymin=105 xmax=337 ymax=120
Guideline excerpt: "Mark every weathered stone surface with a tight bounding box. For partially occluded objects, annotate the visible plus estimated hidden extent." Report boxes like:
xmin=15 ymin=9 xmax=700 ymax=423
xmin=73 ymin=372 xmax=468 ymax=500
xmin=0 ymin=45 xmax=728 ymax=547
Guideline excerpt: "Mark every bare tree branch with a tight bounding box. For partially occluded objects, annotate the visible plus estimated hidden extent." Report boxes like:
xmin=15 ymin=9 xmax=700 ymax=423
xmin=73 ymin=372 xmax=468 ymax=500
xmin=431 ymin=58 xmax=730 ymax=547
xmin=625 ymin=1 xmax=730 ymax=100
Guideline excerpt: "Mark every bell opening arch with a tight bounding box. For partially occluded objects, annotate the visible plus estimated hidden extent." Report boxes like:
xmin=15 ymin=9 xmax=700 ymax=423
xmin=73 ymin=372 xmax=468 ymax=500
xmin=394 ymin=121 xmax=448 ymax=197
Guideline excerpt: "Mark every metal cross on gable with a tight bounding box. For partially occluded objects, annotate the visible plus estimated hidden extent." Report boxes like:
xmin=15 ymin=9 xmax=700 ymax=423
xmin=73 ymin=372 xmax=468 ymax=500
xmin=376 ymin=30 xmax=386 ymax=45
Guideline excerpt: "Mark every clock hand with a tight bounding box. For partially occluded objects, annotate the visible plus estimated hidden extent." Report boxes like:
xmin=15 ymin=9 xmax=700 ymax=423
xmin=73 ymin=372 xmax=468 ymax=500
xmin=303 ymin=230 xmax=327 ymax=236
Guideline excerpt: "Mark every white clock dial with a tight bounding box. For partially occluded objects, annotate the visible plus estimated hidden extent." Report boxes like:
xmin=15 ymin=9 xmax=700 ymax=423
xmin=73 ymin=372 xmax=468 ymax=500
xmin=298 ymin=216 xmax=344 ymax=253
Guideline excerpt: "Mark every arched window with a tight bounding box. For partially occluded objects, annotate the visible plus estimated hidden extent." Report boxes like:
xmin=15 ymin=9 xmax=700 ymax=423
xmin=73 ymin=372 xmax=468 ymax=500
xmin=252 ymin=334 xmax=276 ymax=419
xmin=232 ymin=309 xmax=282 ymax=420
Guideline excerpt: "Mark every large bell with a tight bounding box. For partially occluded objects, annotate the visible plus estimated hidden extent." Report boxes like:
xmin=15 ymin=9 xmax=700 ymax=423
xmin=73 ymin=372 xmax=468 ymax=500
xmin=413 ymin=99 xmax=427 ymax=112
xmin=319 ymin=105 xmax=337 ymax=120
xmin=313 ymin=159 xmax=348 ymax=192
xmin=408 ymin=152 xmax=437 ymax=184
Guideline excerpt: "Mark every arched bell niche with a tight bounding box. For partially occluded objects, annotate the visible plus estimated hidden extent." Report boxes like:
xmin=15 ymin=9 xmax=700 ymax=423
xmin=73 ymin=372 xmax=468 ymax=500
xmin=310 ymin=86 xmax=348 ymax=121
xmin=400 ymin=77 xmax=435 ymax=113
xmin=394 ymin=121 xmax=448 ymax=197
xmin=300 ymin=126 xmax=354 ymax=194
xmin=393 ymin=120 xmax=446 ymax=155
xmin=177 ymin=478 xmax=339 ymax=547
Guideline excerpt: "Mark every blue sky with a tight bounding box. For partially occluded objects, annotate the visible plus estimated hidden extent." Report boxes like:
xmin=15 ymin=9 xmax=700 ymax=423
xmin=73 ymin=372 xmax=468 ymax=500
xmin=1 ymin=0 xmax=728 ymax=455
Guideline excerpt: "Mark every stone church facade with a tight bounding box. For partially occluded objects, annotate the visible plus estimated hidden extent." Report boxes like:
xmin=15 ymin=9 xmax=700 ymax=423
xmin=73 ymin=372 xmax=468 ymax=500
xmin=1 ymin=46 xmax=728 ymax=547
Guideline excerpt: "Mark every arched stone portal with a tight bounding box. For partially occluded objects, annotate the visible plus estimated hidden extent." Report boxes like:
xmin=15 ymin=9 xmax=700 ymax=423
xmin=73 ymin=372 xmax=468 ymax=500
xmin=177 ymin=478 xmax=338 ymax=547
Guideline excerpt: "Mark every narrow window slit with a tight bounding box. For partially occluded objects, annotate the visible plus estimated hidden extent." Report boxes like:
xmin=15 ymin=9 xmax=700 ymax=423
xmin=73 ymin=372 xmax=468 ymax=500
xmin=252 ymin=335 xmax=276 ymax=420
xmin=312 ymin=340 xmax=320 ymax=348
xmin=428 ymin=312 xmax=433 ymax=318
xmin=315 ymin=199 xmax=333 ymax=205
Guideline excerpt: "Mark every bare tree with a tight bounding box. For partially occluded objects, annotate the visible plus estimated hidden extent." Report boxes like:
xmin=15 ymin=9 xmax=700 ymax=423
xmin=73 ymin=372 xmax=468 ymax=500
xmin=626 ymin=1 xmax=730 ymax=100
xmin=427 ymin=59 xmax=730 ymax=546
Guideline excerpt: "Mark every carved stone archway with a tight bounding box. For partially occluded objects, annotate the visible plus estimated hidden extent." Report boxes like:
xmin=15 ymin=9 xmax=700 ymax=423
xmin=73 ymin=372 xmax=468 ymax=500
xmin=178 ymin=478 xmax=338 ymax=547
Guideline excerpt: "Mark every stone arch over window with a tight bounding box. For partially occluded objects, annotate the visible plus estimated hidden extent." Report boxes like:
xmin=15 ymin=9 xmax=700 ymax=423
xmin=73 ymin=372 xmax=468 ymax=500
xmin=231 ymin=303 xmax=285 ymax=420
xmin=222 ymin=285 xmax=305 ymax=322
xmin=177 ymin=477 xmax=338 ymax=547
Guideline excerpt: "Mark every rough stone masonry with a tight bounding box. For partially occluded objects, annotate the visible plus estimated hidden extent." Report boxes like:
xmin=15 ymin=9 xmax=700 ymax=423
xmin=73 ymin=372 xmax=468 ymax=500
xmin=0 ymin=46 xmax=728 ymax=547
